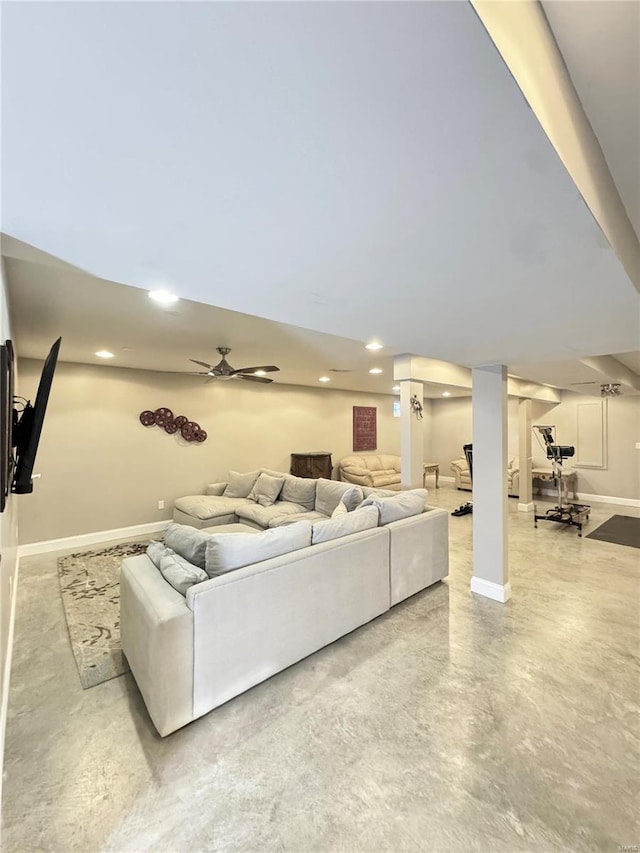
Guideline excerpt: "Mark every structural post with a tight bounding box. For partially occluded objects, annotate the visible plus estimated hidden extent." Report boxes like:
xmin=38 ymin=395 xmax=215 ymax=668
xmin=470 ymin=364 xmax=511 ymax=603
xmin=400 ymin=380 xmax=424 ymax=489
xmin=518 ymin=398 xmax=533 ymax=512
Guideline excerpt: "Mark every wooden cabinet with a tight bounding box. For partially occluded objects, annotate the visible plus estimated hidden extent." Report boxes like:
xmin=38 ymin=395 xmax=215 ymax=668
xmin=290 ymin=452 xmax=333 ymax=480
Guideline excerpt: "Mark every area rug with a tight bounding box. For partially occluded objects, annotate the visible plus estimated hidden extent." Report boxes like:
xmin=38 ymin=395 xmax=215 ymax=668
xmin=586 ymin=515 xmax=640 ymax=549
xmin=58 ymin=541 xmax=150 ymax=688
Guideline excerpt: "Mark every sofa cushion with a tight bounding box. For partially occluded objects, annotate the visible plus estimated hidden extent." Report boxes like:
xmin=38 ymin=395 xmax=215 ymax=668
xmin=311 ymin=505 xmax=379 ymax=544
xmin=331 ymin=486 xmax=364 ymax=517
xmin=281 ymin=475 xmax=317 ymax=512
xmin=315 ymin=479 xmax=355 ymax=517
xmin=267 ymin=511 xmax=328 ymax=528
xmin=205 ymin=520 xmax=312 ymax=576
xmin=361 ymin=489 xmax=428 ymax=524
xmin=223 ymin=470 xmax=260 ymax=499
xmin=248 ymin=473 xmax=285 ymax=507
xmin=174 ymin=494 xmax=251 ymax=521
xmin=369 ymin=471 xmax=402 ymax=488
xmin=147 ymin=541 xmax=208 ymax=595
xmin=163 ymin=523 xmax=214 ymax=569
xmin=205 ymin=482 xmax=227 ymax=496
xmin=236 ymin=501 xmax=306 ymax=528
xmin=361 ymin=487 xmax=397 ymax=499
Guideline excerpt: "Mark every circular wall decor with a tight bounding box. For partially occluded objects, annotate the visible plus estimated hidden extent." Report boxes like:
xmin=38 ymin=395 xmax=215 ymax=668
xmin=139 ymin=408 xmax=207 ymax=442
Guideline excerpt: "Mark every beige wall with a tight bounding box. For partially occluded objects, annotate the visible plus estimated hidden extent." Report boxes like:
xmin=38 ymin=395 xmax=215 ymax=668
xmin=0 ymin=259 xmax=19 ymax=781
xmin=17 ymin=360 xmax=419 ymax=544
xmin=431 ymin=393 xmax=639 ymax=501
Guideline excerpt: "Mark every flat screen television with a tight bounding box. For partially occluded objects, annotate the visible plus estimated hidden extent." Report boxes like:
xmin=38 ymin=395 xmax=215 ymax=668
xmin=10 ymin=337 xmax=62 ymax=497
xmin=1 ymin=340 xmax=15 ymax=512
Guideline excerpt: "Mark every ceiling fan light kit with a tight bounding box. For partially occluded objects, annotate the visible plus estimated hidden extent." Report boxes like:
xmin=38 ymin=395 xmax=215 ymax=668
xmin=601 ymin=383 xmax=621 ymax=397
xmin=189 ymin=347 xmax=280 ymax=384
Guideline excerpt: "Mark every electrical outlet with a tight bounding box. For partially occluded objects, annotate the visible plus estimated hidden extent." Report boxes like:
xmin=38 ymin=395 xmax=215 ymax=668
xmin=157 ymin=500 xmax=165 ymax=510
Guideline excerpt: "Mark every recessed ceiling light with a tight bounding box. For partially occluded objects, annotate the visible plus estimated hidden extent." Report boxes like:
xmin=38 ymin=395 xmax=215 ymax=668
xmin=365 ymin=342 xmax=383 ymax=351
xmin=319 ymin=376 xmax=331 ymax=383
xmin=148 ymin=289 xmax=179 ymax=304
xmin=442 ymin=391 xmax=452 ymax=397
xmin=254 ymin=370 xmax=267 ymax=376
xmin=369 ymin=368 xmax=383 ymax=375
xmin=95 ymin=350 xmax=114 ymax=359
xmin=392 ymin=385 xmax=400 ymax=392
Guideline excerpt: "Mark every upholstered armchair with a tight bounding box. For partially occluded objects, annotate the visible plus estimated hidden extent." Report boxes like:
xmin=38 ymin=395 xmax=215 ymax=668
xmin=450 ymin=458 xmax=520 ymax=497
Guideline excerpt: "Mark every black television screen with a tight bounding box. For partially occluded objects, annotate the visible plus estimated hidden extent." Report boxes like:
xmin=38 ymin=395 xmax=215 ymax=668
xmin=1 ymin=340 xmax=15 ymax=512
xmin=12 ymin=337 xmax=62 ymax=495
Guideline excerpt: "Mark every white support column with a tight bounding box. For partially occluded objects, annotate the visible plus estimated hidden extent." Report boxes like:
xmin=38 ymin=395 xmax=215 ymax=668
xmin=518 ymin=398 xmax=534 ymax=512
xmin=400 ymin=380 xmax=424 ymax=489
xmin=470 ymin=365 xmax=511 ymax=603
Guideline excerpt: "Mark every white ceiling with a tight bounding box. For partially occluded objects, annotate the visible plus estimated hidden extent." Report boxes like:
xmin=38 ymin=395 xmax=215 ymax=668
xmin=4 ymin=237 xmax=638 ymax=399
xmin=542 ymin=0 xmax=640 ymax=239
xmin=1 ymin=2 xmax=638 ymax=372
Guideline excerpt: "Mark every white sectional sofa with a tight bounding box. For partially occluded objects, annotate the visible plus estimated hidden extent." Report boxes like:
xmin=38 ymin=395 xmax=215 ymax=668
xmin=121 ymin=480 xmax=449 ymax=737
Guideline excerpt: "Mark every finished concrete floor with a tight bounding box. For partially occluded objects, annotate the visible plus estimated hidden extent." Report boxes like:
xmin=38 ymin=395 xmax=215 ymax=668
xmin=2 ymin=485 xmax=639 ymax=852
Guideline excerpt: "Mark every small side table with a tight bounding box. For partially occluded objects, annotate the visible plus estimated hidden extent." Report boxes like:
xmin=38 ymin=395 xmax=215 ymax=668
xmin=290 ymin=452 xmax=333 ymax=480
xmin=423 ymin=463 xmax=440 ymax=488
xmin=532 ymin=468 xmax=577 ymax=499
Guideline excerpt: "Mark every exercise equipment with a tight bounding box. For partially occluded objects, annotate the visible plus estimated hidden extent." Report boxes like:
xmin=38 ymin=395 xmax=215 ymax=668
xmin=532 ymin=426 xmax=590 ymax=536
xmin=451 ymin=443 xmax=473 ymax=517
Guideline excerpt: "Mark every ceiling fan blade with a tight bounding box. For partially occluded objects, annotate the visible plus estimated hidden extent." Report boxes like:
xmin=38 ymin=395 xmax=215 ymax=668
xmin=231 ymin=365 xmax=280 ymax=375
xmin=205 ymin=375 xmax=219 ymax=384
xmin=189 ymin=359 xmax=214 ymax=370
xmin=570 ymin=381 xmax=598 ymax=386
xmin=235 ymin=373 xmax=274 ymax=384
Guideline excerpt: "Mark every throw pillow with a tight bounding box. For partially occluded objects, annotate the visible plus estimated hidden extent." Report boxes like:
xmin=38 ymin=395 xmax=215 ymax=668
xmin=315 ymin=479 xmax=359 ymax=517
xmin=223 ymin=469 xmax=260 ymax=499
xmin=248 ymin=472 xmax=285 ymax=507
xmin=146 ymin=541 xmax=208 ymax=595
xmin=163 ymin=522 xmax=212 ymax=569
xmin=360 ymin=489 xmax=428 ymax=524
xmin=312 ymin=505 xmax=379 ymax=544
xmin=330 ymin=486 xmax=363 ymax=517
xmin=205 ymin=520 xmax=312 ymax=576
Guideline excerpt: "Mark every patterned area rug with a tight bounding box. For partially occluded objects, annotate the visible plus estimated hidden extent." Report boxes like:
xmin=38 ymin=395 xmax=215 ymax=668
xmin=58 ymin=541 xmax=150 ymax=688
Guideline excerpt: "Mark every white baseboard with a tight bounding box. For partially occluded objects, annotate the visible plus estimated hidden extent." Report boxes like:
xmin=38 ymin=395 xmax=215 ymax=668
xmin=536 ymin=488 xmax=639 ymax=508
xmin=18 ymin=520 xmax=171 ymax=558
xmin=470 ymin=576 xmax=512 ymax=603
xmin=0 ymin=555 xmax=20 ymax=808
xmin=518 ymin=502 xmax=534 ymax=513
xmin=436 ymin=475 xmax=455 ymax=485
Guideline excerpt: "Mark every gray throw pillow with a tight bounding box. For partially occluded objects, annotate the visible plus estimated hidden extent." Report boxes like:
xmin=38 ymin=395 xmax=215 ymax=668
xmin=146 ymin=541 xmax=208 ymax=595
xmin=248 ymin=472 xmax=285 ymax=507
xmin=163 ymin=522 xmax=212 ymax=569
xmin=331 ymin=486 xmax=364 ymax=517
xmin=223 ymin=469 xmax=260 ymax=499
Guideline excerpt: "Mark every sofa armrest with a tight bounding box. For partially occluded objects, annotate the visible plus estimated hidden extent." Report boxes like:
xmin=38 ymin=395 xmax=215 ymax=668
xmin=340 ymin=469 xmax=374 ymax=487
xmin=450 ymin=459 xmax=468 ymax=473
xmin=205 ymin=482 xmax=228 ymax=496
xmin=120 ymin=555 xmax=194 ymax=736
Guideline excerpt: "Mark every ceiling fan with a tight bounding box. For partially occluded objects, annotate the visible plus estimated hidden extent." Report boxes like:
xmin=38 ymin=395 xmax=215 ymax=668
xmin=570 ymin=380 xmax=622 ymax=397
xmin=189 ymin=347 xmax=280 ymax=384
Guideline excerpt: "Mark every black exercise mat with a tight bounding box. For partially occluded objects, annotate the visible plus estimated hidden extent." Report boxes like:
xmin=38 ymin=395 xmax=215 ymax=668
xmin=586 ymin=514 xmax=640 ymax=549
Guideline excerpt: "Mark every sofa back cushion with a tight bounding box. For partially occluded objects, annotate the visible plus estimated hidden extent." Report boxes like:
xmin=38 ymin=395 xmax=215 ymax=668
xmin=361 ymin=486 xmax=397 ymax=499
xmin=361 ymin=488 xmax=428 ymax=524
xmin=281 ymin=475 xmax=317 ymax=512
xmin=223 ymin=469 xmax=260 ymax=499
xmin=314 ymin=478 xmax=357 ymax=517
xmin=248 ymin=472 xmax=285 ymax=507
xmin=311 ymin=505 xmax=379 ymax=544
xmin=147 ymin=541 xmax=208 ymax=595
xmin=205 ymin=520 xmax=312 ymax=576
xmin=340 ymin=454 xmax=400 ymax=473
xmin=163 ymin=523 xmax=213 ymax=569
